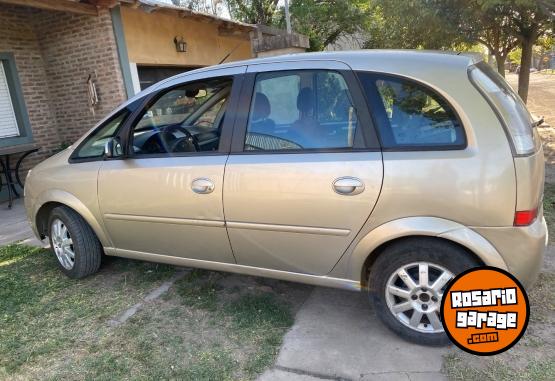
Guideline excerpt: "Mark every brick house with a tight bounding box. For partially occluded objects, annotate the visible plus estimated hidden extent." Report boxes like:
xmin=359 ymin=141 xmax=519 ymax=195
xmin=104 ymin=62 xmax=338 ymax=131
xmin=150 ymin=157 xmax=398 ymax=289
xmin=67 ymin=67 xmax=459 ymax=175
xmin=0 ymin=0 xmax=263 ymax=168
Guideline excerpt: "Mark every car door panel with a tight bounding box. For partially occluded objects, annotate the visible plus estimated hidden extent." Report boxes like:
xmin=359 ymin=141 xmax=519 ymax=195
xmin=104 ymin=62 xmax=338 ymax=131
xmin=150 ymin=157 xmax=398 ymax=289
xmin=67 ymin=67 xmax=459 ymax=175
xmin=99 ymin=156 xmax=234 ymax=262
xmin=98 ymin=66 xmax=246 ymax=263
xmin=224 ymin=152 xmax=383 ymax=274
xmin=223 ymin=61 xmax=383 ymax=275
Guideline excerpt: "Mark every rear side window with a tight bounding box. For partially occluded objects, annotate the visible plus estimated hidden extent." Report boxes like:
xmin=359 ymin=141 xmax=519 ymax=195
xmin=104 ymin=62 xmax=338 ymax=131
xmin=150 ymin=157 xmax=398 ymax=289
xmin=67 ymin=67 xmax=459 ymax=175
xmin=358 ymin=73 xmax=465 ymax=149
xmin=244 ymin=70 xmax=358 ymax=151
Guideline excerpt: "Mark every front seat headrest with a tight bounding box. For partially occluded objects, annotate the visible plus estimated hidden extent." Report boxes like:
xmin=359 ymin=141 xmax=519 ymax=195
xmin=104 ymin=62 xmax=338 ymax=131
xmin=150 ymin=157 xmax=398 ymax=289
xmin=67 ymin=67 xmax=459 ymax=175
xmin=252 ymin=92 xmax=271 ymax=121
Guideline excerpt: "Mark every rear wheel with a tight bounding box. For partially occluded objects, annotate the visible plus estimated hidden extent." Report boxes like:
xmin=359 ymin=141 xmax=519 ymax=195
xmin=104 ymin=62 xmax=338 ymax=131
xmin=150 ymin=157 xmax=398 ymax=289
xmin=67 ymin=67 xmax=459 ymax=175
xmin=48 ymin=206 xmax=102 ymax=278
xmin=368 ymin=238 xmax=479 ymax=346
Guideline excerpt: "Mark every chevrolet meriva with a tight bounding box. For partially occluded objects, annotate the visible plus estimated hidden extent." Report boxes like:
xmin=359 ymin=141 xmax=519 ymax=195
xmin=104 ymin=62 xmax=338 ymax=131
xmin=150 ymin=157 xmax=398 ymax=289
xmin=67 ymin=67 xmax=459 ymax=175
xmin=24 ymin=51 xmax=547 ymax=345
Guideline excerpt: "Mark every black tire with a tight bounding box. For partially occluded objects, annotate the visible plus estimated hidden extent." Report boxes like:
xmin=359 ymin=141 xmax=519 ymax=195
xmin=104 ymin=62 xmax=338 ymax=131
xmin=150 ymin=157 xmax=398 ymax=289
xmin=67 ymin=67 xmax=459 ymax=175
xmin=47 ymin=206 xmax=102 ymax=279
xmin=368 ymin=237 xmax=480 ymax=346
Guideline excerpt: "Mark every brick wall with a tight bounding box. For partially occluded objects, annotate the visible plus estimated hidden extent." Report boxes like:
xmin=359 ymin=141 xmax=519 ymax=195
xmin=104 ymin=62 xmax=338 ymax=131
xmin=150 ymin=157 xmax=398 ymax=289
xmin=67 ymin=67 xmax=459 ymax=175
xmin=32 ymin=8 xmax=127 ymax=145
xmin=0 ymin=5 xmax=126 ymax=169
xmin=0 ymin=6 xmax=62 ymax=163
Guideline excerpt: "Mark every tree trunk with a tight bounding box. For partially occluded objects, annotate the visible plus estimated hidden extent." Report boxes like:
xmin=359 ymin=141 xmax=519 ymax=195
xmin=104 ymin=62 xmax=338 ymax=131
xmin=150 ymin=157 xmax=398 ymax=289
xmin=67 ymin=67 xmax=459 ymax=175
xmin=495 ymin=54 xmax=506 ymax=77
xmin=518 ymin=38 xmax=534 ymax=103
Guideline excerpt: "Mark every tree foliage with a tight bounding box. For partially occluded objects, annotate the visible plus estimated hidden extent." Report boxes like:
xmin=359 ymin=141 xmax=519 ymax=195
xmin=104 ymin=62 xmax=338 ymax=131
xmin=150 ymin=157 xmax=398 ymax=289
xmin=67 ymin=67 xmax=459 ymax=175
xmin=225 ymin=0 xmax=280 ymax=25
xmin=365 ymin=0 xmax=467 ymax=50
xmin=283 ymin=0 xmax=370 ymax=51
xmin=424 ymin=0 xmax=521 ymax=77
xmin=366 ymin=0 xmax=554 ymax=101
xmin=222 ymin=0 xmax=553 ymax=100
xmin=501 ymin=0 xmax=554 ymax=101
xmin=171 ymin=0 xmax=221 ymax=14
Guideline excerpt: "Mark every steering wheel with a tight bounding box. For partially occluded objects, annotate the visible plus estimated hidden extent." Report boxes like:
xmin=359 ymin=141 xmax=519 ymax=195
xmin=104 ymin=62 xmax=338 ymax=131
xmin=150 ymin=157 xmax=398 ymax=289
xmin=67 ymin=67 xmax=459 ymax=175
xmin=162 ymin=125 xmax=200 ymax=153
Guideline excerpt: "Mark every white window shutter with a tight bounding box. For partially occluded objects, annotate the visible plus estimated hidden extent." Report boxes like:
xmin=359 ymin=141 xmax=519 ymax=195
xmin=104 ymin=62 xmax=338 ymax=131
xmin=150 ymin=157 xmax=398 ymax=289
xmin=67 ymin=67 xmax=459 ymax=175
xmin=0 ymin=62 xmax=20 ymax=139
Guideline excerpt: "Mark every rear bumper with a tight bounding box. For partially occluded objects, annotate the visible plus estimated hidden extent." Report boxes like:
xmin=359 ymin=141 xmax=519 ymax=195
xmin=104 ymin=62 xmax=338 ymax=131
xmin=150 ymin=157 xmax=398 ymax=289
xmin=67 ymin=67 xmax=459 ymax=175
xmin=472 ymin=215 xmax=547 ymax=289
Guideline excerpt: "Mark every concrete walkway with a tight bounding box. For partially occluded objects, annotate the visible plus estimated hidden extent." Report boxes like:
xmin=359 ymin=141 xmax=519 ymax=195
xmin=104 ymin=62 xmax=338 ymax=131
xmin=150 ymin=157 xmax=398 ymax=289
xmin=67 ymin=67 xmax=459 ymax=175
xmin=0 ymin=198 xmax=46 ymax=247
xmin=258 ymin=287 xmax=447 ymax=381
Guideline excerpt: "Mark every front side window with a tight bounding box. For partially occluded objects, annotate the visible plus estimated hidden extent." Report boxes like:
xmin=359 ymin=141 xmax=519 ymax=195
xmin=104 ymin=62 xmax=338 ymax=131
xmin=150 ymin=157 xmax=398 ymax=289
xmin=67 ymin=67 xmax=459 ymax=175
xmin=74 ymin=111 xmax=128 ymax=159
xmin=131 ymin=77 xmax=232 ymax=155
xmin=244 ymin=70 xmax=358 ymax=151
xmin=359 ymin=73 xmax=465 ymax=149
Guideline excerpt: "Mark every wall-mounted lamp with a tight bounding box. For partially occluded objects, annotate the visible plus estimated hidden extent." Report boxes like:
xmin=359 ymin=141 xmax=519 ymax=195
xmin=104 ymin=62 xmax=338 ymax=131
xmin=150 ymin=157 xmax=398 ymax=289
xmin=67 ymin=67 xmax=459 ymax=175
xmin=174 ymin=36 xmax=187 ymax=53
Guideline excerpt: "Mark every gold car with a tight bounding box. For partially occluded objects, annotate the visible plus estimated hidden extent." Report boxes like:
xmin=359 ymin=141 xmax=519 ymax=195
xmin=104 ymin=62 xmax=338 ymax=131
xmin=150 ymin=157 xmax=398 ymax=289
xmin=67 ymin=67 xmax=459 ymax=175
xmin=24 ymin=51 xmax=546 ymax=345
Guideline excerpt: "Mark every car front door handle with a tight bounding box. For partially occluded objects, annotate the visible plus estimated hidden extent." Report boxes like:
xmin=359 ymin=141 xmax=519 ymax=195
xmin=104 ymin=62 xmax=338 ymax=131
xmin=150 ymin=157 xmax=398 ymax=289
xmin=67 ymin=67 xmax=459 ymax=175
xmin=191 ymin=178 xmax=215 ymax=194
xmin=333 ymin=177 xmax=365 ymax=195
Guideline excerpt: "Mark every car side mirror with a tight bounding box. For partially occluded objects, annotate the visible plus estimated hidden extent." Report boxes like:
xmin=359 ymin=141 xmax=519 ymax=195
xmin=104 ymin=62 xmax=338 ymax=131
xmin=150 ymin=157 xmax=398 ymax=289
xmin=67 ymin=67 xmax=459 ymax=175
xmin=104 ymin=137 xmax=123 ymax=159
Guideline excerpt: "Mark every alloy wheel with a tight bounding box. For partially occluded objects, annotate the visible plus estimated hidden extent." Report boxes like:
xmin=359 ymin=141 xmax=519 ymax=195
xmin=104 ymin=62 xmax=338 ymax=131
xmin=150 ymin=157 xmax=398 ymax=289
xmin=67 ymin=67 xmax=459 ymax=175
xmin=51 ymin=218 xmax=75 ymax=270
xmin=385 ymin=262 xmax=454 ymax=333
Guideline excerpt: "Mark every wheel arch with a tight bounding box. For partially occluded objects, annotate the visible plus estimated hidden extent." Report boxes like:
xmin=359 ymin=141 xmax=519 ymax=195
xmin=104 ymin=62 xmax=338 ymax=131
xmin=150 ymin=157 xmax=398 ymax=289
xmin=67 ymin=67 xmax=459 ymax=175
xmin=343 ymin=217 xmax=508 ymax=288
xmin=33 ymin=189 xmax=111 ymax=247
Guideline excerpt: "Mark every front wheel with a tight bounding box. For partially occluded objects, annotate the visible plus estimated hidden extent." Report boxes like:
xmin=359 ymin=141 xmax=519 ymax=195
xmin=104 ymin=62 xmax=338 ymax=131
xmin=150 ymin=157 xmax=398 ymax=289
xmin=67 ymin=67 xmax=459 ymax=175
xmin=368 ymin=238 xmax=479 ymax=346
xmin=48 ymin=206 xmax=102 ymax=279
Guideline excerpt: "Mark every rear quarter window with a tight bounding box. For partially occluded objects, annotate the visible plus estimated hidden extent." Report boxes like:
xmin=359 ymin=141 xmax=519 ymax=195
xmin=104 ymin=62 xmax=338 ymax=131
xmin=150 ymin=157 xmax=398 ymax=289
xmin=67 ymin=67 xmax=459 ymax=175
xmin=357 ymin=72 xmax=466 ymax=150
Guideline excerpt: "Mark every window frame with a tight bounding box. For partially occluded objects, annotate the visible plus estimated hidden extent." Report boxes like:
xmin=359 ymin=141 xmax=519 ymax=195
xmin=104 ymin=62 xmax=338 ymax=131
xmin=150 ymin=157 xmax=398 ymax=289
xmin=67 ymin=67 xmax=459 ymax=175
xmin=0 ymin=52 xmax=34 ymax=148
xmin=69 ymin=108 xmax=131 ymax=163
xmin=230 ymin=68 xmax=380 ymax=154
xmin=356 ymin=71 xmax=468 ymax=152
xmin=121 ymin=74 xmax=242 ymax=159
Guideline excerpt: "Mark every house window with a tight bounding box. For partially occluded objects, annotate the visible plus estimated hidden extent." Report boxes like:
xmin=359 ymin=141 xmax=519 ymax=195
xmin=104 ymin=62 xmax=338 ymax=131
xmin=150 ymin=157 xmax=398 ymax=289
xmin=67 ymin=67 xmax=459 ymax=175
xmin=0 ymin=53 xmax=33 ymax=148
xmin=0 ymin=61 xmax=20 ymax=139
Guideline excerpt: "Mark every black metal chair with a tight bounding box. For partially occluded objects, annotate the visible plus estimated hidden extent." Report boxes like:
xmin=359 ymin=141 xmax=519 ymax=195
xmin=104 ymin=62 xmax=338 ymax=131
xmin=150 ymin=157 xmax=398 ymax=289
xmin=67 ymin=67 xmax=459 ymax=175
xmin=0 ymin=145 xmax=39 ymax=208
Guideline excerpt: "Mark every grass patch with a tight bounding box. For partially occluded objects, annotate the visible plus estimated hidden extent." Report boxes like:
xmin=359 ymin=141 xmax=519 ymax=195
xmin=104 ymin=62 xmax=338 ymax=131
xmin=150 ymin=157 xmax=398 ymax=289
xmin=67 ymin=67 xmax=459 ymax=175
xmin=0 ymin=244 xmax=177 ymax=376
xmin=176 ymin=349 xmax=236 ymax=381
xmin=177 ymin=269 xmax=221 ymax=311
xmin=226 ymin=293 xmax=294 ymax=331
xmin=444 ymin=353 xmax=555 ymax=381
xmin=0 ymin=244 xmax=308 ymax=380
xmin=528 ymin=271 xmax=555 ymax=323
xmin=543 ymin=183 xmax=555 ymax=241
xmin=225 ymin=293 xmax=295 ymax=376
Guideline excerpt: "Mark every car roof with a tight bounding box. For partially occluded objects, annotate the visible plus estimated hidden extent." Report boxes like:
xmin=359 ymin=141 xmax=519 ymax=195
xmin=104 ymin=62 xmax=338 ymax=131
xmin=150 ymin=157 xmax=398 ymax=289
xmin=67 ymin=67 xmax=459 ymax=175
xmin=121 ymin=49 xmax=481 ymax=112
xmin=182 ymin=49 xmax=481 ymax=76
xmin=227 ymin=49 xmax=477 ymax=66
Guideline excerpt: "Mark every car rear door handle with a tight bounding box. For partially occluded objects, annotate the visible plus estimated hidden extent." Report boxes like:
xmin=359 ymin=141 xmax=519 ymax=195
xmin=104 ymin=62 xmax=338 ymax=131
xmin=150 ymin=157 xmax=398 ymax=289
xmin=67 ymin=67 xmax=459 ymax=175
xmin=191 ymin=178 xmax=215 ymax=194
xmin=333 ymin=177 xmax=365 ymax=195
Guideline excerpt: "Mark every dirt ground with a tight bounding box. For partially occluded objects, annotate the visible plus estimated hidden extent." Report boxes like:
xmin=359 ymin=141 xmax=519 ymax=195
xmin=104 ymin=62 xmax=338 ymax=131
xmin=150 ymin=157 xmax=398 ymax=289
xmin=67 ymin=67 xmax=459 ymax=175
xmin=507 ymin=73 xmax=555 ymax=183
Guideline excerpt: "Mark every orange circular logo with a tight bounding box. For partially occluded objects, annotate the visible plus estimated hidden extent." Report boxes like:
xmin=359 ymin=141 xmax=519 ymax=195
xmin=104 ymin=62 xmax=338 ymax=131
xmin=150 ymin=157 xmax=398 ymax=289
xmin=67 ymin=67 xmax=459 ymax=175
xmin=440 ymin=267 xmax=529 ymax=355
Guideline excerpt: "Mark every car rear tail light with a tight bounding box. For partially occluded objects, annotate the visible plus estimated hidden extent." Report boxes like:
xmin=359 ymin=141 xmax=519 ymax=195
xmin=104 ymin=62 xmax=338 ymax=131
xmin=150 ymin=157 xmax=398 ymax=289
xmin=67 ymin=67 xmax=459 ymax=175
xmin=469 ymin=63 xmax=539 ymax=156
xmin=514 ymin=209 xmax=538 ymax=226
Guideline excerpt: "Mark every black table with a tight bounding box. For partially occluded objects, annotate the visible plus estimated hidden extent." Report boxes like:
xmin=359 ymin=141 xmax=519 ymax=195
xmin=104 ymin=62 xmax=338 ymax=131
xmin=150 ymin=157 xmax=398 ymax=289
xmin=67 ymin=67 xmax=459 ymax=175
xmin=0 ymin=144 xmax=39 ymax=209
